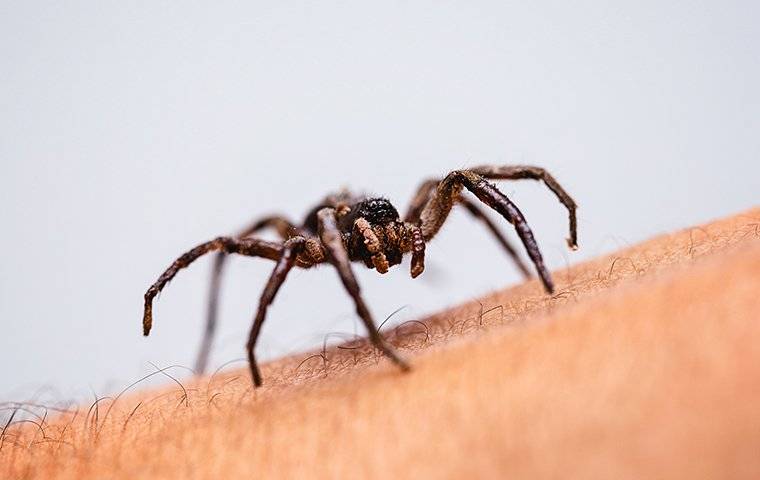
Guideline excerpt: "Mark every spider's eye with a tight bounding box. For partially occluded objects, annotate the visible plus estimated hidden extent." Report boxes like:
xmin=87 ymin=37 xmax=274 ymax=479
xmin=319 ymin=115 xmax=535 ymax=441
xmin=357 ymin=198 xmax=400 ymax=225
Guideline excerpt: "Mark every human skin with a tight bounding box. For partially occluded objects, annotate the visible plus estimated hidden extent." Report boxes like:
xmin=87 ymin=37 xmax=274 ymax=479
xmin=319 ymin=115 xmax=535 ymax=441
xmin=2 ymin=208 xmax=759 ymax=479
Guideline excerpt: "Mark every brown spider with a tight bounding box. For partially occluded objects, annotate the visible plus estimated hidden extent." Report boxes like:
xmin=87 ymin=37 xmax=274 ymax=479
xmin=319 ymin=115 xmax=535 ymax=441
xmin=142 ymin=165 xmax=577 ymax=386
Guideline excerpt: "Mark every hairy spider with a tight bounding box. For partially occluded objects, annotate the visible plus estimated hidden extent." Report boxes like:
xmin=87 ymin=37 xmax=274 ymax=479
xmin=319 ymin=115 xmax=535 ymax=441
xmin=142 ymin=165 xmax=577 ymax=386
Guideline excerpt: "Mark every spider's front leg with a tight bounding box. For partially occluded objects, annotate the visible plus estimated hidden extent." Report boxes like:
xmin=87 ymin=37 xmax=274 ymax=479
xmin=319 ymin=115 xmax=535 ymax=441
xmin=418 ymin=170 xmax=557 ymax=293
xmin=468 ymin=165 xmax=578 ymax=249
xmin=142 ymin=237 xmax=283 ymax=336
xmin=405 ymin=179 xmax=531 ymax=279
xmin=317 ymin=208 xmax=410 ymax=372
xmin=458 ymin=198 xmax=531 ymax=278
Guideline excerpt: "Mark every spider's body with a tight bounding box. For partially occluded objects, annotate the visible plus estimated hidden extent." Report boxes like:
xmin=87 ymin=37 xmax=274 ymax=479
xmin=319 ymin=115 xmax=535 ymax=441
xmin=302 ymin=195 xmax=414 ymax=272
xmin=142 ymin=166 xmax=578 ymax=386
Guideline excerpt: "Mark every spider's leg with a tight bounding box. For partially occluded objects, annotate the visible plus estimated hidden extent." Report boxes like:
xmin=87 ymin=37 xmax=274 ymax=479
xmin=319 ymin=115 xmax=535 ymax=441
xmin=404 ymin=178 xmax=439 ymax=224
xmin=469 ymin=165 xmax=578 ymax=249
xmin=418 ymin=170 xmax=555 ymax=293
xmin=143 ymin=236 xmax=282 ymax=337
xmin=238 ymin=215 xmax=301 ymax=240
xmin=405 ymin=178 xmax=529 ymax=279
xmin=459 ymin=197 xmax=531 ymax=279
xmin=198 ymin=215 xmax=298 ymax=373
xmin=246 ymin=237 xmax=305 ymax=387
xmin=196 ymin=252 xmax=225 ymax=374
xmin=317 ymin=208 xmax=410 ymax=371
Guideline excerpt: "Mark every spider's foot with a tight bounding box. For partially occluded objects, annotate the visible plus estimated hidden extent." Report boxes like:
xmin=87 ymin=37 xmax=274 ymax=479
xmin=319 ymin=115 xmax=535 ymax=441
xmin=382 ymin=347 xmax=411 ymax=372
xmin=250 ymin=365 xmax=263 ymax=388
xmin=410 ymin=262 xmax=424 ymax=279
xmin=142 ymin=305 xmax=153 ymax=336
xmin=540 ymin=275 xmax=555 ymax=295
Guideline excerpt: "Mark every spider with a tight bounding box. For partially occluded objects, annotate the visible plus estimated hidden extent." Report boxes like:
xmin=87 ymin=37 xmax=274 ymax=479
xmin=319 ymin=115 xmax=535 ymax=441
xmin=142 ymin=165 xmax=577 ymax=387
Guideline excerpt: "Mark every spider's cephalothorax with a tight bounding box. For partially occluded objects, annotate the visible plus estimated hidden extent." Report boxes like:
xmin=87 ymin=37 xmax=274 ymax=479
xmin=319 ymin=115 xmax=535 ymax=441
xmin=339 ymin=198 xmax=417 ymax=273
xmin=142 ymin=166 xmax=578 ymax=386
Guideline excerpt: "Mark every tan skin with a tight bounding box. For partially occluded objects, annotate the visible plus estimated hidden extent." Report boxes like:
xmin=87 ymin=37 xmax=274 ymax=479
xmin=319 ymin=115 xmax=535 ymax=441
xmin=142 ymin=165 xmax=577 ymax=386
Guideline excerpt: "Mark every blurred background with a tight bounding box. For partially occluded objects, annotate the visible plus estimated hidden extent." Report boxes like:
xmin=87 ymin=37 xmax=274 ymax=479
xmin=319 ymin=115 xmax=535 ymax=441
xmin=1 ymin=1 xmax=757 ymax=402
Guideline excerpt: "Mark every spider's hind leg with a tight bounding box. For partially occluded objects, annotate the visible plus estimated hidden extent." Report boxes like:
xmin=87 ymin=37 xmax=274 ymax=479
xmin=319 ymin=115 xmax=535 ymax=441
xmin=459 ymin=197 xmax=531 ymax=279
xmin=197 ymin=215 xmax=299 ymax=373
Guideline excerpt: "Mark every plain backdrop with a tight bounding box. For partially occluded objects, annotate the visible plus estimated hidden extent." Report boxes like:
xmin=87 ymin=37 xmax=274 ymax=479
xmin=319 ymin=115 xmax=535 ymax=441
xmin=1 ymin=1 xmax=758 ymax=402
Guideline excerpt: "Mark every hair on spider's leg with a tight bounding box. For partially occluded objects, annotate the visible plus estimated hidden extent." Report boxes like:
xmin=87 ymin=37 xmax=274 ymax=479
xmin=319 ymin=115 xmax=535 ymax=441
xmin=469 ymin=165 xmax=578 ymax=249
xmin=246 ymin=237 xmax=306 ymax=387
xmin=459 ymin=197 xmax=531 ymax=279
xmin=317 ymin=208 xmax=410 ymax=372
xmin=143 ymin=237 xmax=283 ymax=337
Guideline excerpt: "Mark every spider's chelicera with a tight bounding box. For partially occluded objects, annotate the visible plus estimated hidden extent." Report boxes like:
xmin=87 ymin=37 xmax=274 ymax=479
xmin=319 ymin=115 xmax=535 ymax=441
xmin=142 ymin=166 xmax=577 ymax=386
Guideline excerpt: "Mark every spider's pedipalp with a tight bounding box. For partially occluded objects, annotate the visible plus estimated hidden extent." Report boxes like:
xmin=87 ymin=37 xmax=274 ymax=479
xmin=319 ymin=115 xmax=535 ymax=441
xmin=409 ymin=225 xmax=425 ymax=278
xmin=354 ymin=217 xmax=390 ymax=273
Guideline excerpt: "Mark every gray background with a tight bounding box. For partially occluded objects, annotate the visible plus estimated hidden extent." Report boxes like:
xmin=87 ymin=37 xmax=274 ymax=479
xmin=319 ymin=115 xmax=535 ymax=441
xmin=1 ymin=1 xmax=758 ymax=402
